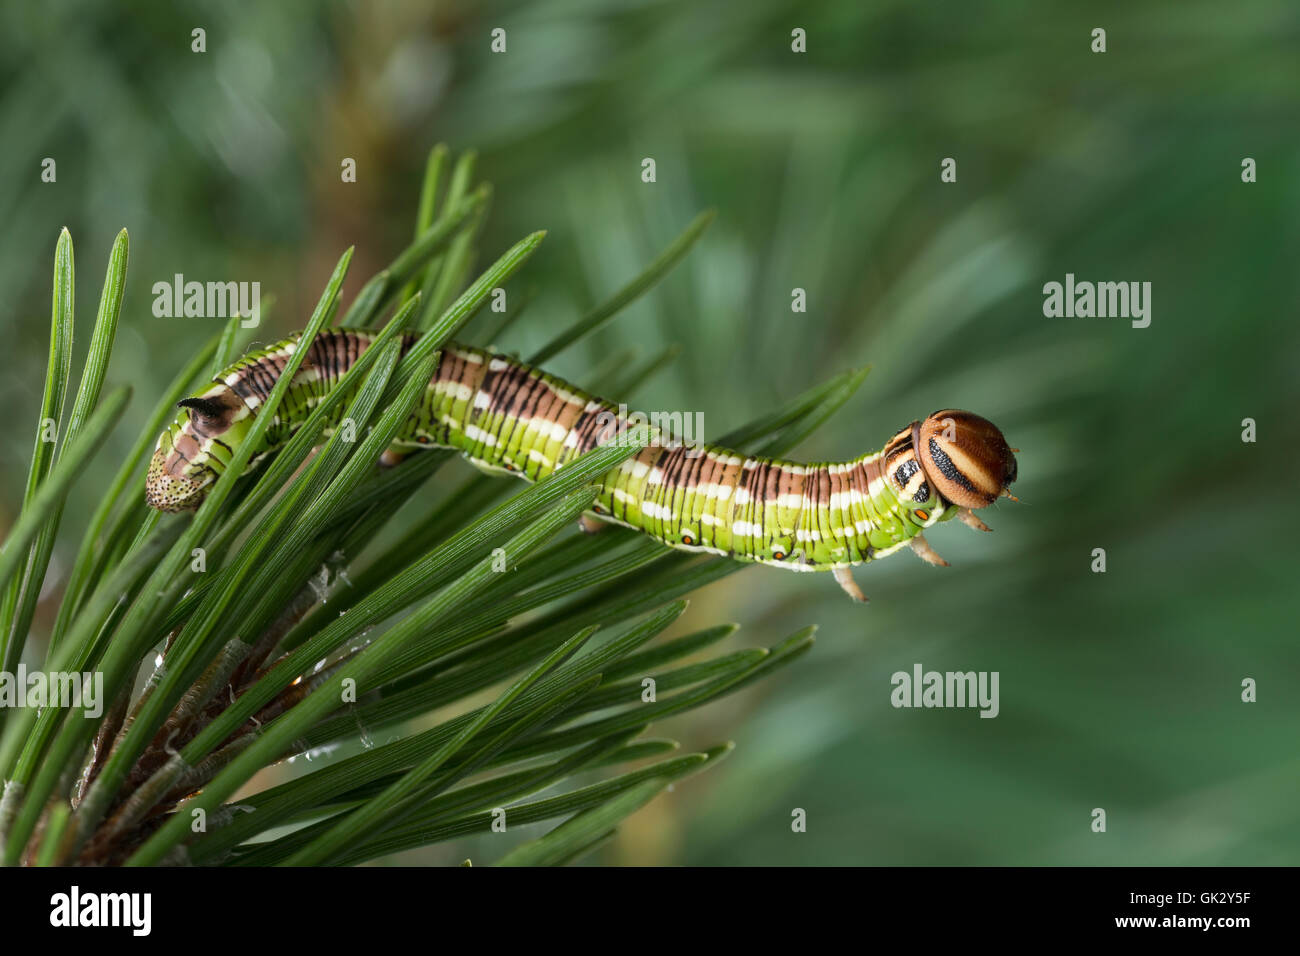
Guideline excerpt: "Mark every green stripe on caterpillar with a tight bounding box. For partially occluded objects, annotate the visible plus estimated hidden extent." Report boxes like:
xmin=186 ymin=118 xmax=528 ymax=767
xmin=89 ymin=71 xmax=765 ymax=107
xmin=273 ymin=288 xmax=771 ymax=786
xmin=146 ymin=329 xmax=1019 ymax=601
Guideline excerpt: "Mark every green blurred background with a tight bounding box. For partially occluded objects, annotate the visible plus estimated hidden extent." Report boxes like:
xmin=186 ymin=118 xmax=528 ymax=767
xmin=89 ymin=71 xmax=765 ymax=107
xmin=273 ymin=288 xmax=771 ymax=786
xmin=2 ymin=0 xmax=1297 ymax=864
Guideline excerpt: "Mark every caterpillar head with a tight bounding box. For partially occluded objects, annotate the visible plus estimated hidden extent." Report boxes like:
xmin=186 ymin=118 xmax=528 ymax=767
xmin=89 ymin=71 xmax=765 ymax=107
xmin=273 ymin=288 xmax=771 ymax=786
xmin=913 ymin=410 xmax=1017 ymax=509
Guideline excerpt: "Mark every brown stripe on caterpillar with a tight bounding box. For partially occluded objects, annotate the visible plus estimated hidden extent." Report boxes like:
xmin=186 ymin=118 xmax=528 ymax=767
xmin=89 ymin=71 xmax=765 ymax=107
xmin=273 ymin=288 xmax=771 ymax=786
xmin=774 ymin=464 xmax=810 ymax=563
xmin=653 ymin=446 xmax=684 ymax=535
xmin=761 ymin=456 xmax=781 ymax=510
xmin=638 ymin=444 xmax=669 ymax=539
xmin=638 ymin=445 xmax=671 ymax=537
xmin=343 ymin=330 xmax=363 ymax=377
xmin=569 ymin=399 xmax=618 ymax=457
xmin=467 ymin=357 xmax=512 ymax=438
xmin=759 ymin=460 xmax=774 ymax=556
xmin=312 ymin=333 xmax=331 ymax=381
xmin=817 ymin=464 xmax=839 ymax=551
xmin=534 ymin=378 xmax=586 ymax=473
xmin=735 ymin=457 xmax=763 ymax=557
xmin=314 ymin=333 xmax=335 ymax=381
xmin=259 ymin=349 xmax=287 ymax=390
xmin=858 ymin=452 xmax=883 ymax=498
xmin=503 ymin=365 xmax=544 ymax=421
xmin=690 ymin=450 xmax=720 ymax=549
xmin=651 ymin=444 xmax=683 ymax=538
xmin=767 ymin=461 xmax=801 ymax=559
xmin=449 ymin=349 xmax=490 ymax=441
xmin=822 ymin=465 xmax=839 ymax=535
xmin=613 ymin=446 xmax=649 ymax=525
xmin=412 ymin=347 xmax=451 ymax=443
xmin=796 ymin=464 xmax=817 ymax=556
xmin=795 ymin=463 xmax=815 ymax=551
xmin=226 ymin=351 xmax=276 ymax=407
xmin=707 ymin=447 xmax=738 ymax=546
xmin=487 ymin=358 xmax=532 ymax=424
xmin=709 ymin=452 xmax=743 ymax=550
xmin=523 ymin=373 xmax=562 ymax=441
xmin=501 ymin=370 xmax=549 ymax=474
xmin=770 ymin=459 xmax=802 ymax=507
xmin=666 ymin=442 xmax=702 ymax=539
xmin=848 ymin=458 xmax=874 ymax=529
xmin=474 ymin=360 xmax=528 ymax=465
xmin=518 ymin=373 xmax=566 ymax=471
xmin=665 ymin=443 xmax=695 ymax=540
xmin=657 ymin=444 xmax=690 ymax=539
xmin=225 ymin=365 xmax=258 ymax=407
xmin=787 ymin=463 xmax=811 ymax=554
xmin=827 ymin=463 xmax=849 ymax=543
xmin=439 ymin=348 xmax=472 ymax=423
xmin=542 ymin=377 xmax=587 ymax=452
xmin=496 ymin=365 xmax=548 ymax=465
xmin=757 ymin=458 xmax=778 ymax=549
xmin=245 ymin=358 xmax=271 ymax=399
xmin=721 ymin=454 xmax=747 ymax=555
xmin=681 ymin=441 xmax=715 ymax=536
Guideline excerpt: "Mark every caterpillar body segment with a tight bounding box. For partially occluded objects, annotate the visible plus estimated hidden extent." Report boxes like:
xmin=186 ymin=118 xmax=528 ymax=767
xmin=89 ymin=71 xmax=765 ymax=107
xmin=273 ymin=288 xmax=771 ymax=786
xmin=147 ymin=329 xmax=1019 ymax=600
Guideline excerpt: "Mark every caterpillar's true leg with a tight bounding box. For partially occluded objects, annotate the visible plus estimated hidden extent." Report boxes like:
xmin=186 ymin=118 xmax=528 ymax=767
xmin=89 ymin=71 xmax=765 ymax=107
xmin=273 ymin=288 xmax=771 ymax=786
xmin=833 ymin=566 xmax=868 ymax=603
xmin=578 ymin=514 xmax=606 ymax=535
xmin=957 ymin=508 xmax=991 ymax=532
xmin=910 ymin=534 xmax=950 ymax=567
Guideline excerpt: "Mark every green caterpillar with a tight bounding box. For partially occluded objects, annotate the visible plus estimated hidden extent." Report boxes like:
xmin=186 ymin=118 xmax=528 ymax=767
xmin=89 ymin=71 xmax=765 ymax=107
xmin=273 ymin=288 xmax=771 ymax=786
xmin=147 ymin=329 xmax=1019 ymax=600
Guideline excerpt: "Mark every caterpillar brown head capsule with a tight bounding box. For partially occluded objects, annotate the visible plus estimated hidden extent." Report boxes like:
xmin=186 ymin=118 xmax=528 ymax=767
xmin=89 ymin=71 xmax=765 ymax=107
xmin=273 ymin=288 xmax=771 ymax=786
xmin=147 ymin=329 xmax=1021 ymax=602
xmin=914 ymin=410 xmax=1018 ymax=510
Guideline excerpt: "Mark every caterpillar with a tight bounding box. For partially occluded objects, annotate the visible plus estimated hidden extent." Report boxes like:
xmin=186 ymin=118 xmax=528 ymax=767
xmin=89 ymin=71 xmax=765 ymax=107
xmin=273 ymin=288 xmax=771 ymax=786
xmin=146 ymin=329 xmax=1019 ymax=601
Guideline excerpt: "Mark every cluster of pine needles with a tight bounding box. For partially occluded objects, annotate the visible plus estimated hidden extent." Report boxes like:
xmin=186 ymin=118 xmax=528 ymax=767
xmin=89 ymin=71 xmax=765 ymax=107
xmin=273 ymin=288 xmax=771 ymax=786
xmin=0 ymin=146 xmax=867 ymax=866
